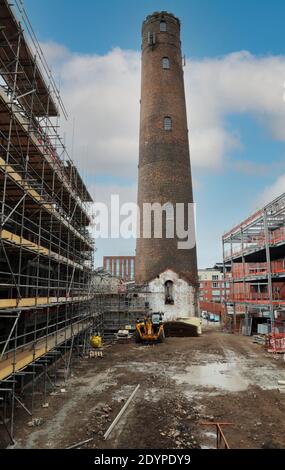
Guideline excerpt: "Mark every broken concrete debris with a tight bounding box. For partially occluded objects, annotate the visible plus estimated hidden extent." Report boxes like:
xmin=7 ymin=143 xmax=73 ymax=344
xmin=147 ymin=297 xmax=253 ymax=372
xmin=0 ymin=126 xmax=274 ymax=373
xmin=27 ymin=418 xmax=44 ymax=427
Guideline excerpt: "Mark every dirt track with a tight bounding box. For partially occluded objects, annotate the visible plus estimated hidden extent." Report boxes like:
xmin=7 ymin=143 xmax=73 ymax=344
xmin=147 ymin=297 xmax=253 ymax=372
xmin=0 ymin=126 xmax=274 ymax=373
xmin=8 ymin=326 xmax=285 ymax=449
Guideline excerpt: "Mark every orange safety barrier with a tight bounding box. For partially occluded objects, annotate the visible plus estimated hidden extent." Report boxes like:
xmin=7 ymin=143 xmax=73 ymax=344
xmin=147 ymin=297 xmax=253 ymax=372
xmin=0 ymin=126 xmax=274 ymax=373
xmin=267 ymin=333 xmax=285 ymax=353
xmin=231 ymin=261 xmax=285 ymax=280
xmin=271 ymin=227 xmax=285 ymax=245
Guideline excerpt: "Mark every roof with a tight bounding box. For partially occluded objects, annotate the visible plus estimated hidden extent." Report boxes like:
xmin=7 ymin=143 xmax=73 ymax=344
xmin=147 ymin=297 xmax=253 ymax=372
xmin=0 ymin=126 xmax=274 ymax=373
xmin=147 ymin=267 xmax=198 ymax=286
xmin=143 ymin=11 xmax=181 ymax=27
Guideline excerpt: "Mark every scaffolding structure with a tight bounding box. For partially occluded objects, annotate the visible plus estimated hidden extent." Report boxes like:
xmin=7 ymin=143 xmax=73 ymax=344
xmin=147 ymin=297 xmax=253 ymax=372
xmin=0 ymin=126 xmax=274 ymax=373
xmin=222 ymin=191 xmax=285 ymax=334
xmin=102 ymin=291 xmax=150 ymax=339
xmin=0 ymin=0 xmax=97 ymax=445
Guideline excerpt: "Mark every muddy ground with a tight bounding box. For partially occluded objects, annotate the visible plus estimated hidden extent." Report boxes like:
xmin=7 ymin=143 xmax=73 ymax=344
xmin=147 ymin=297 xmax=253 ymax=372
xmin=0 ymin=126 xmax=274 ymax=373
xmin=5 ymin=325 xmax=285 ymax=449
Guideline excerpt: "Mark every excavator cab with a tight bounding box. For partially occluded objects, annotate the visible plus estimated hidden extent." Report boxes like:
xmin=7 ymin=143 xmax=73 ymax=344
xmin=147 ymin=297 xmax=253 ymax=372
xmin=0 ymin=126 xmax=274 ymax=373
xmin=135 ymin=312 xmax=165 ymax=343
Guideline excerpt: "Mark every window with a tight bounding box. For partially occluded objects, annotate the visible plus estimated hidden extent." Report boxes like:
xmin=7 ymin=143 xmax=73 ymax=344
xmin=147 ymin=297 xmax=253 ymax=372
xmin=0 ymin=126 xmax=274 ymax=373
xmin=165 ymin=280 xmax=174 ymax=305
xmin=160 ymin=20 xmax=166 ymax=32
xmin=164 ymin=116 xmax=172 ymax=131
xmin=162 ymin=57 xmax=170 ymax=69
xmin=212 ymin=290 xmax=221 ymax=296
xmin=116 ymin=259 xmax=120 ymax=278
xmin=130 ymin=259 xmax=135 ymax=280
xmin=212 ymin=282 xmax=218 ymax=288
xmin=147 ymin=31 xmax=156 ymax=46
xmin=212 ymin=275 xmax=219 ymax=281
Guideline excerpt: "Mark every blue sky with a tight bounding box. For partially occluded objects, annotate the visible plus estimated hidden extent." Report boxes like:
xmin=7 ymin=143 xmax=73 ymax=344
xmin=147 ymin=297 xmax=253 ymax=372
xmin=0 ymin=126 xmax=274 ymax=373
xmin=24 ymin=0 xmax=285 ymax=268
xmin=26 ymin=0 xmax=285 ymax=57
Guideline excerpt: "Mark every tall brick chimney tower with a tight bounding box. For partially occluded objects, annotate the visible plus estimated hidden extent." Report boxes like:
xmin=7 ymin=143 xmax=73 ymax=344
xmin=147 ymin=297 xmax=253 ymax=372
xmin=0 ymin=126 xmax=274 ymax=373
xmin=135 ymin=11 xmax=198 ymax=317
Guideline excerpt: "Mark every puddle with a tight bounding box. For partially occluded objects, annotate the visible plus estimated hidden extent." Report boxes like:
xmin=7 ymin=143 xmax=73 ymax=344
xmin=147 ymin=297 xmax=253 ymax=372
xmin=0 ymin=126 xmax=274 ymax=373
xmin=204 ymin=431 xmax=217 ymax=438
xmin=173 ymin=362 xmax=249 ymax=393
xmin=200 ymin=430 xmax=217 ymax=449
xmin=171 ymin=350 xmax=282 ymax=396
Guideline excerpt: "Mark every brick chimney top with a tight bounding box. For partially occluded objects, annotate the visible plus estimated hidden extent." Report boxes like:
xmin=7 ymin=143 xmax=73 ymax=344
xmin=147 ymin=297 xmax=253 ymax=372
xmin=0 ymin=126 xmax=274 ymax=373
xmin=143 ymin=11 xmax=180 ymax=28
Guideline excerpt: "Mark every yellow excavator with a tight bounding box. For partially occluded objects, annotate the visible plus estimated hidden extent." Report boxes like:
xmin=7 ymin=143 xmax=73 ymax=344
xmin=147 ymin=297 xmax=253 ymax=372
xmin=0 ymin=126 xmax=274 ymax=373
xmin=135 ymin=312 xmax=165 ymax=343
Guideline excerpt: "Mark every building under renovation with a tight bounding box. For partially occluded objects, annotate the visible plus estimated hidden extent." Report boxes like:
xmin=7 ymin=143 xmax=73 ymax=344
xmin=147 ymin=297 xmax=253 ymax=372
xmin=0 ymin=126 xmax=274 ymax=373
xmin=135 ymin=12 xmax=199 ymax=319
xmin=223 ymin=191 xmax=285 ymax=335
xmin=0 ymin=0 xmax=97 ymax=443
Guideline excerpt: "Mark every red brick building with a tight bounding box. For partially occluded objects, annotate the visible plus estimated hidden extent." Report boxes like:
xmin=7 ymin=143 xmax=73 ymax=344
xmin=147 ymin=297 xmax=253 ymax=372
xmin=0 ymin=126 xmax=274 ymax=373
xmin=103 ymin=256 xmax=135 ymax=282
xmin=199 ymin=265 xmax=231 ymax=318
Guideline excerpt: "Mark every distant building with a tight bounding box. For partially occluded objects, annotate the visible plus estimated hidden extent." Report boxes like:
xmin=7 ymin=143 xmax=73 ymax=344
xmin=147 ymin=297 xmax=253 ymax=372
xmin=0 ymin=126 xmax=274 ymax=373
xmin=103 ymin=256 xmax=135 ymax=282
xmin=198 ymin=264 xmax=231 ymax=318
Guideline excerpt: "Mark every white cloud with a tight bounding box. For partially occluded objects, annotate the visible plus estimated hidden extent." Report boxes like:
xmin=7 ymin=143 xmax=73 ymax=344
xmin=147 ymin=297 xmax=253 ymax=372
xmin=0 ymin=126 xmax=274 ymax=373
xmin=42 ymin=43 xmax=285 ymax=180
xmin=90 ymin=181 xmax=137 ymax=207
xmin=186 ymin=51 xmax=285 ymax=169
xmin=41 ymin=41 xmax=71 ymax=67
xmin=41 ymin=43 xmax=285 ymax=263
xmin=259 ymin=173 xmax=285 ymax=206
xmin=43 ymin=44 xmax=141 ymax=178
